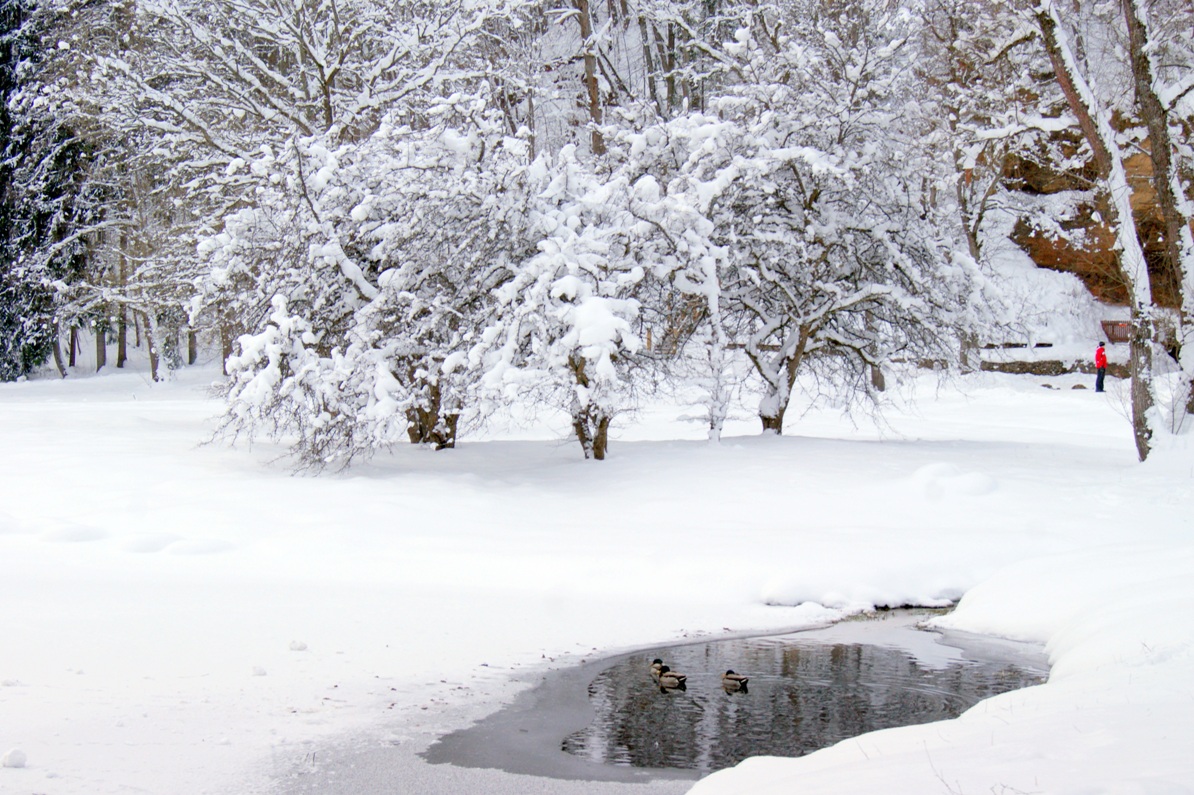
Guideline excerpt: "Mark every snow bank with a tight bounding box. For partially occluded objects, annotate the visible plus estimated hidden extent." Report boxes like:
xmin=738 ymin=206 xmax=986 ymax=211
xmin=1 ymin=363 xmax=1190 ymax=795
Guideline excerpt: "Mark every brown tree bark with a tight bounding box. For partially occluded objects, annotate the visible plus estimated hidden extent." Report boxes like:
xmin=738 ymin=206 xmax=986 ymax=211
xmin=575 ymin=0 xmax=606 ymax=155
xmin=568 ymin=354 xmax=611 ymax=459
xmin=1122 ymin=0 xmax=1184 ymax=286
xmin=95 ymin=324 xmax=107 ymax=372
xmin=144 ymin=313 xmax=161 ymax=382
xmin=1121 ymin=0 xmax=1194 ymax=418
xmin=404 ymin=375 xmax=458 ymax=450
xmin=752 ymin=326 xmax=809 ymax=435
xmin=116 ymin=305 xmax=128 ymax=368
xmin=220 ymin=325 xmax=234 ymax=376
xmin=1035 ymin=9 xmax=1112 ymax=179
xmin=760 ymin=410 xmax=785 ymax=434
xmin=51 ymin=322 xmax=66 ymax=378
xmin=1036 ymin=1 xmax=1156 ymax=459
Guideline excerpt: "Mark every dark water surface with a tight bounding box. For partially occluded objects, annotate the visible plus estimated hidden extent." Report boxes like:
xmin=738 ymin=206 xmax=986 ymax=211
xmin=562 ymin=613 xmax=1047 ymax=772
xmin=425 ymin=611 xmax=1047 ymax=781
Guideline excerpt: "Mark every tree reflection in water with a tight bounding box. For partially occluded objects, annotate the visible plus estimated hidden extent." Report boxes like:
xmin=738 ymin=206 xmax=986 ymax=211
xmin=563 ymin=631 xmax=1046 ymax=772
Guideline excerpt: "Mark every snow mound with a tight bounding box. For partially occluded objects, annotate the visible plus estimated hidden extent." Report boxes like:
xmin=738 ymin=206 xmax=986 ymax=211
xmin=911 ymin=462 xmax=998 ymax=498
xmin=2 ymin=749 xmax=27 ymax=768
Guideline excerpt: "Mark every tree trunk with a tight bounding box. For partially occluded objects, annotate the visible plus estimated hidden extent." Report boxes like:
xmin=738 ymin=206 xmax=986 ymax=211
xmin=221 ymin=325 xmax=234 ymax=376
xmin=116 ymin=306 xmax=128 ymax=368
xmin=567 ymin=353 xmax=611 ymax=459
xmin=1036 ymin=1 xmax=1157 ymax=459
xmin=144 ymin=313 xmax=161 ymax=382
xmin=117 ymin=245 xmax=128 ymax=368
xmin=572 ymin=408 xmax=611 ymax=460
xmin=637 ymin=15 xmax=660 ymax=114
xmin=665 ymin=24 xmax=677 ymax=110
xmin=871 ymin=365 xmax=886 ymax=392
xmin=760 ymin=409 xmax=785 ymax=435
xmin=1122 ymin=0 xmax=1186 ymax=292
xmin=751 ymin=327 xmax=808 ymax=436
xmin=68 ymin=326 xmax=78 ymax=368
xmin=1120 ymin=0 xmax=1194 ymax=425
xmin=574 ymin=0 xmax=606 ymax=155
xmin=51 ymin=323 xmax=66 ymax=378
xmin=1129 ymin=310 xmax=1154 ymax=460
xmin=95 ymin=324 xmax=106 ymax=372
xmin=593 ymin=414 xmax=610 ymax=460
xmin=187 ymin=328 xmax=197 ymax=365
xmin=405 ymin=375 xmax=458 ymax=449
xmin=706 ymin=332 xmax=730 ymax=442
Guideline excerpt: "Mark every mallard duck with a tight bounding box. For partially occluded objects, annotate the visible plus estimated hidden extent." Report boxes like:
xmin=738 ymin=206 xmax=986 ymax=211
xmin=721 ymin=669 xmax=749 ymax=692
xmin=657 ymin=665 xmax=687 ymax=690
xmin=649 ymin=658 xmax=664 ymax=679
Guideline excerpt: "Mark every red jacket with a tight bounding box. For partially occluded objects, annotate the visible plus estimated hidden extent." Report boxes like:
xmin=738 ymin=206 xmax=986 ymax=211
xmin=1095 ymin=346 xmax=1107 ymax=368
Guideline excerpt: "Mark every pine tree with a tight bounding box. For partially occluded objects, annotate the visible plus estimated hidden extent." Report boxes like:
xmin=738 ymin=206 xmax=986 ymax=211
xmin=0 ymin=0 xmax=53 ymax=380
xmin=1 ymin=0 xmax=98 ymax=380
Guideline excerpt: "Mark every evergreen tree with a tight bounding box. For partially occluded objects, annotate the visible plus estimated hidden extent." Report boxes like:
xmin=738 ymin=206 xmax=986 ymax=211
xmin=0 ymin=0 xmax=96 ymax=380
xmin=0 ymin=0 xmax=52 ymax=380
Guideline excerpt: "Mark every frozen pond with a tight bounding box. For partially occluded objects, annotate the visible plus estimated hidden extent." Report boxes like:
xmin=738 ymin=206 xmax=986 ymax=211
xmin=426 ymin=610 xmax=1048 ymax=781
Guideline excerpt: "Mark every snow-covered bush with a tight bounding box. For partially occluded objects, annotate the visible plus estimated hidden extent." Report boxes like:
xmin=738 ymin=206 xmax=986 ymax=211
xmin=469 ymin=145 xmax=648 ymax=459
xmin=205 ymin=101 xmax=541 ymax=466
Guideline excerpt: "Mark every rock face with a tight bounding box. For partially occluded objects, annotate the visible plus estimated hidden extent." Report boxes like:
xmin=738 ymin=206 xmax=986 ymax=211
xmin=1008 ymin=144 xmax=1186 ymax=309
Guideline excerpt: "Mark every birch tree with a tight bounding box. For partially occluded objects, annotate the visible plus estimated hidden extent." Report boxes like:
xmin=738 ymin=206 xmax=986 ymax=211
xmin=1030 ymin=0 xmax=1159 ymax=458
xmin=1119 ymin=0 xmax=1194 ymax=426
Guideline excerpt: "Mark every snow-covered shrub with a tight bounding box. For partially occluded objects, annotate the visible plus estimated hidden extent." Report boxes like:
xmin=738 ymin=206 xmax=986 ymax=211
xmin=469 ymin=145 xmax=647 ymax=459
xmin=203 ymin=101 xmax=542 ymax=466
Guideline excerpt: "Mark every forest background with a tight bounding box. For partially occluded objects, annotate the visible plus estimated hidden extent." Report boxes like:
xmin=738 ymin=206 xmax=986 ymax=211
xmin=2 ymin=0 xmax=1193 ymax=462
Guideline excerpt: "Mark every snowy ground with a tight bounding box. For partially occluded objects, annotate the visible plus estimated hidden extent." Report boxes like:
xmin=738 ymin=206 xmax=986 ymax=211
xmin=1 ymin=358 xmax=1191 ymax=795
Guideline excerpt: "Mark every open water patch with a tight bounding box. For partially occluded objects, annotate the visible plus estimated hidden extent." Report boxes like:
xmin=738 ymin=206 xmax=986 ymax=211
xmin=425 ymin=610 xmax=1048 ymax=781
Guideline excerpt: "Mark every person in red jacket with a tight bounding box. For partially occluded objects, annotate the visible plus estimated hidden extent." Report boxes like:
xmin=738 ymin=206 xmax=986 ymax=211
xmin=1095 ymin=341 xmax=1107 ymax=392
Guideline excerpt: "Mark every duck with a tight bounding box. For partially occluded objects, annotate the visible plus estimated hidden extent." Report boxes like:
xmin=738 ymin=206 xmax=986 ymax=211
xmin=649 ymin=658 xmax=664 ymax=679
xmin=657 ymin=665 xmax=687 ymax=690
xmin=721 ymin=669 xmax=749 ymax=692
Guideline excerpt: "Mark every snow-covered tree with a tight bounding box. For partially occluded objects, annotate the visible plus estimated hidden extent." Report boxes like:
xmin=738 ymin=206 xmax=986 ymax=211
xmin=208 ymin=97 xmax=543 ymax=467
xmin=469 ymin=144 xmax=647 ymax=459
xmin=1 ymin=0 xmax=106 ymax=380
xmin=1024 ymin=0 xmax=1167 ymax=458
xmin=1117 ymin=0 xmax=1194 ymax=428
xmin=628 ymin=1 xmax=968 ymax=435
